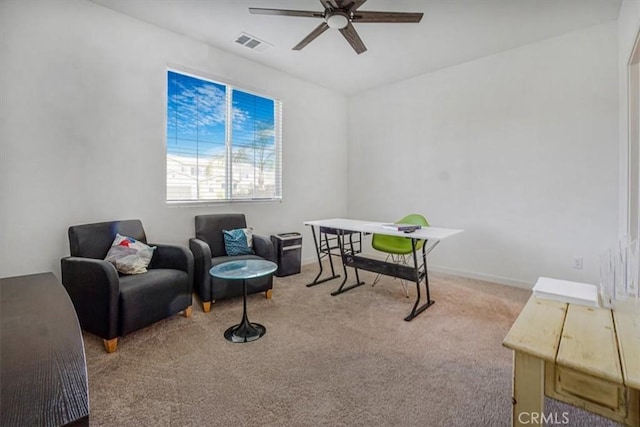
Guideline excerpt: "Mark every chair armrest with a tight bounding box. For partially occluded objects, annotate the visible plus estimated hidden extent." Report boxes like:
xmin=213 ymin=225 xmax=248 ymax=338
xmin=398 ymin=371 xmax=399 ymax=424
xmin=253 ymin=234 xmax=275 ymax=262
xmin=60 ymin=257 xmax=120 ymax=340
xmin=189 ymin=238 xmax=212 ymax=300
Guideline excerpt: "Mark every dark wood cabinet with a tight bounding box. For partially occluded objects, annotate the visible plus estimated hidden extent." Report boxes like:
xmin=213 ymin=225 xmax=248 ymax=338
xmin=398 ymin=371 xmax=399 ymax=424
xmin=1 ymin=273 xmax=89 ymax=426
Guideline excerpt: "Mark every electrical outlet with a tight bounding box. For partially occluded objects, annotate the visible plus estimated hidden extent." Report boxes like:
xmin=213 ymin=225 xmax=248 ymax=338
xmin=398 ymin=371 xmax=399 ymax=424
xmin=572 ymin=256 xmax=583 ymax=270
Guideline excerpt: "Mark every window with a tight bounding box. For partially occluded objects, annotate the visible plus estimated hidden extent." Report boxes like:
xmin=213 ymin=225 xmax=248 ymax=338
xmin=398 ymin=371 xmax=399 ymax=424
xmin=166 ymin=70 xmax=282 ymax=202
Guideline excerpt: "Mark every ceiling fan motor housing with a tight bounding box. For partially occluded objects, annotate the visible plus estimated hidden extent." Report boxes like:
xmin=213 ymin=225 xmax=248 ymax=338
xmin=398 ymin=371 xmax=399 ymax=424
xmin=325 ymin=11 xmax=350 ymax=29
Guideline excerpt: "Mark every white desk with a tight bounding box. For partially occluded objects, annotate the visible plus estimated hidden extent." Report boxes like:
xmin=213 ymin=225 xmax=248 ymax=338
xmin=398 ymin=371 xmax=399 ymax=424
xmin=304 ymin=218 xmax=463 ymax=241
xmin=304 ymin=218 xmax=463 ymax=321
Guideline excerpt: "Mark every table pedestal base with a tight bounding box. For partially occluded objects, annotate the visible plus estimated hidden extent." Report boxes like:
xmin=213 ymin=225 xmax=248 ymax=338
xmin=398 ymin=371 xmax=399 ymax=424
xmin=224 ymin=321 xmax=266 ymax=343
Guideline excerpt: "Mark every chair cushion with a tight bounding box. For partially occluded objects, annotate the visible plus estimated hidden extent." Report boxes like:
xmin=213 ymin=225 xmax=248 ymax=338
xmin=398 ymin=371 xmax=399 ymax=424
xmin=118 ymin=269 xmax=191 ymax=336
xmin=223 ymin=228 xmax=254 ymax=256
xmin=105 ymin=233 xmax=156 ymax=274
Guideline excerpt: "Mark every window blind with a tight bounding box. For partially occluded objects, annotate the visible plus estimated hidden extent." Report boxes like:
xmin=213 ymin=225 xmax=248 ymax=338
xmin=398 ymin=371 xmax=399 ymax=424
xmin=166 ymin=70 xmax=282 ymax=202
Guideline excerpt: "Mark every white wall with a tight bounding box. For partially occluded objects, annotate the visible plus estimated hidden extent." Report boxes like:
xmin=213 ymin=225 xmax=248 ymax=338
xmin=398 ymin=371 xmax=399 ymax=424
xmin=348 ymin=22 xmax=619 ymax=287
xmin=0 ymin=1 xmax=625 ymax=288
xmin=0 ymin=0 xmax=348 ymax=278
xmin=618 ymin=1 xmax=640 ymax=237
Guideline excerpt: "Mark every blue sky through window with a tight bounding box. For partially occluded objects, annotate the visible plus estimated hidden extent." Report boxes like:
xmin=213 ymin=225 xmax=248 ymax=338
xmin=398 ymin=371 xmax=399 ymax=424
xmin=167 ymin=71 xmax=276 ymax=159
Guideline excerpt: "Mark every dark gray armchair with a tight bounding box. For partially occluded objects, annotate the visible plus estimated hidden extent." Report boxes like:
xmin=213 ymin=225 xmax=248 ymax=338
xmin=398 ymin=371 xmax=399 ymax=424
xmin=189 ymin=214 xmax=275 ymax=313
xmin=61 ymin=220 xmax=193 ymax=353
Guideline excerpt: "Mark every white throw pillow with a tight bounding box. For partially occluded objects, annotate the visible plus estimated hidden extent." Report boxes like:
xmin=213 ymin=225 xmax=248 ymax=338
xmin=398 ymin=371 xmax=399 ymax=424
xmin=104 ymin=233 xmax=156 ymax=275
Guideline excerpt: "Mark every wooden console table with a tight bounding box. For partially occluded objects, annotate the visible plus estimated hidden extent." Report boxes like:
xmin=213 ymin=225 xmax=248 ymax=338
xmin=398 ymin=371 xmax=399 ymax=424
xmin=503 ymin=296 xmax=639 ymax=427
xmin=1 ymin=273 xmax=89 ymax=426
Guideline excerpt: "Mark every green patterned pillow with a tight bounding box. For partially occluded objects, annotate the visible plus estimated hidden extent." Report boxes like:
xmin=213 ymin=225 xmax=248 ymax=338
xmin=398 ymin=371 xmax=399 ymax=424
xmin=223 ymin=228 xmax=254 ymax=256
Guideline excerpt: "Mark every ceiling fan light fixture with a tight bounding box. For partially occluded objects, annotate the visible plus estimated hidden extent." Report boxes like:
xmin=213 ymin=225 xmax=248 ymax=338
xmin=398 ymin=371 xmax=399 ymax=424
xmin=325 ymin=12 xmax=349 ymax=29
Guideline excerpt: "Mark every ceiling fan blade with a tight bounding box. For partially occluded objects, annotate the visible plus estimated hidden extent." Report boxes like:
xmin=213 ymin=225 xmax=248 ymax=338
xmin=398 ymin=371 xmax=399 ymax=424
xmin=336 ymin=0 xmax=367 ymax=11
xmin=348 ymin=0 xmax=368 ymax=11
xmin=339 ymin=22 xmax=367 ymax=54
xmin=319 ymin=0 xmax=336 ymax=10
xmin=249 ymin=8 xmax=324 ymax=18
xmin=352 ymin=11 xmax=423 ymax=23
xmin=293 ymin=22 xmax=330 ymax=51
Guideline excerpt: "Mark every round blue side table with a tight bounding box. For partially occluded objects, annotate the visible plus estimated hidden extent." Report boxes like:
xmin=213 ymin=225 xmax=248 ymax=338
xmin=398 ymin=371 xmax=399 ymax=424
xmin=209 ymin=259 xmax=277 ymax=343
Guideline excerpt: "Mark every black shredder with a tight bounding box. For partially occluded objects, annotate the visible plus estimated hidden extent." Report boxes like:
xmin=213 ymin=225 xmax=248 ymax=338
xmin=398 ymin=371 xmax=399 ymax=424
xmin=271 ymin=233 xmax=302 ymax=277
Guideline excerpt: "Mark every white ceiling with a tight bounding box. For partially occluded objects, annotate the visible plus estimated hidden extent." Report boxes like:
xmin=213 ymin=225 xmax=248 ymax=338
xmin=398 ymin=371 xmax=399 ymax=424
xmin=91 ymin=0 xmax=622 ymax=95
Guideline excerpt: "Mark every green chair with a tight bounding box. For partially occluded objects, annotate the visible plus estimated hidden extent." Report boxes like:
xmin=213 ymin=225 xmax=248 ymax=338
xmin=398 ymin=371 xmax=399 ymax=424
xmin=371 ymin=214 xmax=430 ymax=296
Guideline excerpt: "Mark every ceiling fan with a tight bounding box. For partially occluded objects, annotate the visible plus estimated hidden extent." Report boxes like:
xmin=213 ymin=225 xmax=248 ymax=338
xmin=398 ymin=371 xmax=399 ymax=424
xmin=249 ymin=0 xmax=423 ymax=55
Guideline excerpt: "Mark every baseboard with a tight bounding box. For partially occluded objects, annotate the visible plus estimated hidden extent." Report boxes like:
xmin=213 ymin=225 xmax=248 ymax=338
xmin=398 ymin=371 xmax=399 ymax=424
xmin=302 ymin=257 xmax=320 ymax=266
xmin=425 ymin=265 xmax=533 ymax=290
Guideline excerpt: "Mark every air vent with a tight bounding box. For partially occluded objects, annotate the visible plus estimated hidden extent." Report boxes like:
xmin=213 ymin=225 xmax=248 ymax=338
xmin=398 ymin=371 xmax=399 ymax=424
xmin=234 ymin=32 xmax=273 ymax=53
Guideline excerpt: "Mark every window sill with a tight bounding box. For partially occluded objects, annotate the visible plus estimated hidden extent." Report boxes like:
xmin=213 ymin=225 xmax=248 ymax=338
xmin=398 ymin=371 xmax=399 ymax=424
xmin=167 ymin=198 xmax=282 ymax=207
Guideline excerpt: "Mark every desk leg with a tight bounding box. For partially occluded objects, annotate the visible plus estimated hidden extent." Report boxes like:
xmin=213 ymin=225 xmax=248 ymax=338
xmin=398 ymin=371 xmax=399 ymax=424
xmin=306 ymin=225 xmax=340 ymax=287
xmin=331 ymin=230 xmax=365 ymax=296
xmin=405 ymin=238 xmax=435 ymax=321
xmin=630 ymin=388 xmax=640 ymax=427
xmin=512 ymin=351 xmax=544 ymax=427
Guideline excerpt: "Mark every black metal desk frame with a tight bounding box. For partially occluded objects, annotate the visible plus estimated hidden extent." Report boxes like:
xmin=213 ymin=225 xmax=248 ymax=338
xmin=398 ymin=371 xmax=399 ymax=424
xmin=315 ymin=226 xmax=440 ymax=321
xmin=306 ymin=225 xmax=363 ymax=288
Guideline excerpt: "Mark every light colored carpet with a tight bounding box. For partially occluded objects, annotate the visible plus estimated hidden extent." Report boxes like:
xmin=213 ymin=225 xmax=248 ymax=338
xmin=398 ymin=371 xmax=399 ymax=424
xmin=83 ymin=263 xmax=620 ymax=426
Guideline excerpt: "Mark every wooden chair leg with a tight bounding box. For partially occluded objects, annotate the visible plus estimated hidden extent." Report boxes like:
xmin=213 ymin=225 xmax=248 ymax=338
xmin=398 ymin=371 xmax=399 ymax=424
xmin=265 ymin=289 xmax=273 ymax=299
xmin=202 ymin=301 xmax=211 ymax=313
xmin=183 ymin=305 xmax=192 ymax=318
xmin=103 ymin=338 xmax=118 ymax=353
